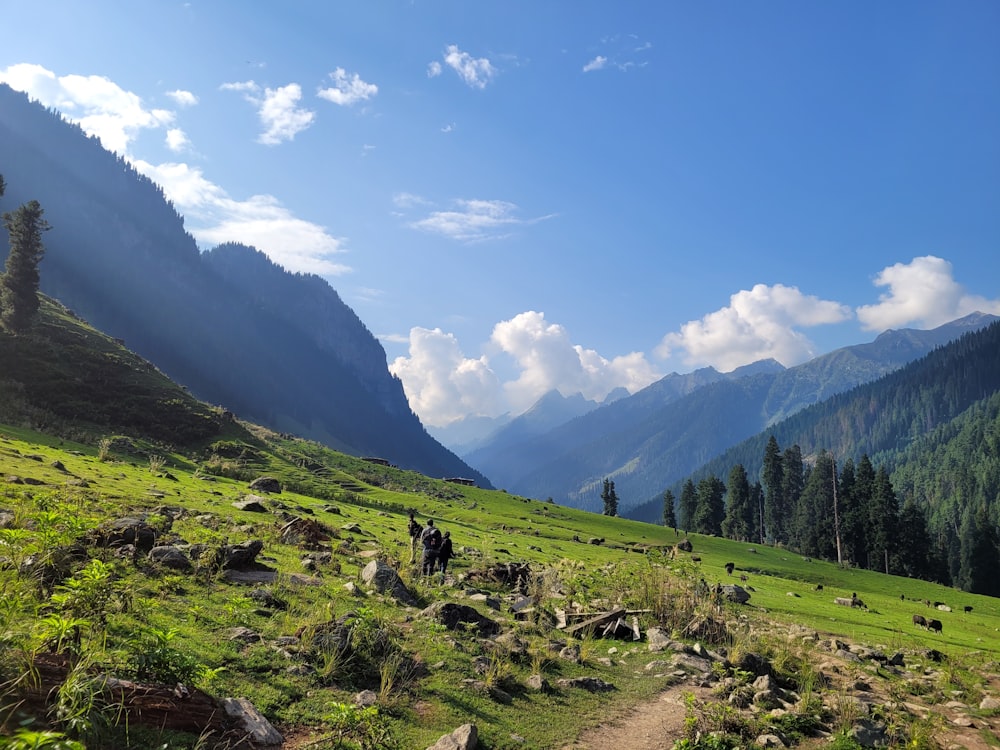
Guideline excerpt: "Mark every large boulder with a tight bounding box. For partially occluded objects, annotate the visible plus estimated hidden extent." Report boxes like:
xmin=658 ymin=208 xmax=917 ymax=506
xmin=421 ymin=601 xmax=500 ymax=636
xmin=361 ymin=559 xmax=417 ymax=606
xmin=248 ymin=476 xmax=282 ymax=494
xmin=426 ymin=723 xmax=478 ymax=750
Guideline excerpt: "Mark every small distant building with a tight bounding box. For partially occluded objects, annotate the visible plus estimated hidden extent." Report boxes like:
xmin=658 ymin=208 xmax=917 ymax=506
xmin=444 ymin=477 xmax=476 ymax=487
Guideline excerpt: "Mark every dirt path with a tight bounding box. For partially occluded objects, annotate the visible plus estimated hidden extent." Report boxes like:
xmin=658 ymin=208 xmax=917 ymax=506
xmin=560 ymin=685 xmax=712 ymax=750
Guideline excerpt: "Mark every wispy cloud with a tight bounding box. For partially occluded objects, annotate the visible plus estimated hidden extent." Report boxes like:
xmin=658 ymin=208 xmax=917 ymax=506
xmin=440 ymin=44 xmax=496 ymax=89
xmin=317 ymin=67 xmax=378 ymax=107
xmin=427 ymin=61 xmax=442 ymax=78
xmin=407 ymin=199 xmax=553 ymax=242
xmin=221 ymin=80 xmax=315 ymax=145
xmin=582 ymin=34 xmax=652 ymax=73
xmin=656 ymin=284 xmax=852 ymax=371
xmin=856 ymin=256 xmax=1000 ymax=331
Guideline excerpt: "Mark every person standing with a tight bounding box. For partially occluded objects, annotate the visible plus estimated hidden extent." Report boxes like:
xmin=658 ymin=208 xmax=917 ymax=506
xmin=437 ymin=530 xmax=454 ymax=581
xmin=419 ymin=519 xmax=442 ymax=576
xmin=407 ymin=512 xmax=422 ymax=564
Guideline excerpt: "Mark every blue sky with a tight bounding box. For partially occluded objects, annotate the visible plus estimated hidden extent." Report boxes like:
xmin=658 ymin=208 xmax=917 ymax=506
xmin=2 ymin=1 xmax=999 ymax=428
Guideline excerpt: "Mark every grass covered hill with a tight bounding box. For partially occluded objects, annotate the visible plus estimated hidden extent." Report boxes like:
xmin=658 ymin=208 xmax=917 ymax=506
xmin=3 ymin=308 xmax=1000 ymax=750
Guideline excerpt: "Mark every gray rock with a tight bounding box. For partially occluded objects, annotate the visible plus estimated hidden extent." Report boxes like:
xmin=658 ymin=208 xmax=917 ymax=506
xmin=755 ymin=733 xmax=786 ymax=748
xmin=248 ymin=476 xmax=282 ymax=494
xmin=354 ymin=689 xmax=377 ymax=707
xmin=980 ymin=696 xmax=1000 ymax=711
xmin=361 ymin=559 xmax=417 ymax=606
xmin=148 ymin=545 xmax=192 ymax=571
xmin=421 ymin=601 xmax=500 ymax=636
xmin=426 ymin=723 xmax=478 ymax=750
xmin=721 ymin=584 xmax=751 ymax=604
xmin=221 ymin=697 xmax=283 ymax=748
xmin=233 ymin=497 xmax=269 ymax=513
xmin=647 ymin=626 xmax=674 ymax=652
xmin=556 ymin=676 xmax=616 ymax=692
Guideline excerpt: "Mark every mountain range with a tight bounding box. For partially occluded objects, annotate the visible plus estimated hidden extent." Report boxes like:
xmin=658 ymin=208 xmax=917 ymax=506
xmin=0 ymin=83 xmax=488 ymax=487
xmin=461 ymin=312 xmax=997 ymax=513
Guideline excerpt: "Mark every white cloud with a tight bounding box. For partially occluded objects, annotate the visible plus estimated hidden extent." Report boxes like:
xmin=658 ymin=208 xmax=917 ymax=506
xmin=165 ymin=128 xmax=190 ymax=152
xmin=1 ymin=64 xmax=347 ymax=278
xmin=389 ymin=328 xmax=504 ymax=427
xmin=442 ymin=44 xmax=496 ymax=89
xmin=408 ymin=199 xmax=553 ymax=242
xmin=221 ymin=80 xmax=315 ymax=145
xmin=856 ymin=256 xmax=1000 ymax=331
xmin=582 ymin=56 xmax=607 ymax=72
xmin=392 ymin=192 xmax=431 ymax=209
xmin=133 ymin=160 xmax=350 ymax=276
xmin=656 ymin=284 xmax=852 ymax=371
xmin=491 ymin=312 xmax=661 ymax=414
xmin=317 ymin=67 xmax=378 ymax=106
xmin=427 ymin=61 xmax=442 ymax=78
xmin=390 ymin=311 xmax=660 ymax=426
xmin=0 ymin=63 xmax=173 ymax=154
xmin=166 ymin=89 xmax=198 ymax=107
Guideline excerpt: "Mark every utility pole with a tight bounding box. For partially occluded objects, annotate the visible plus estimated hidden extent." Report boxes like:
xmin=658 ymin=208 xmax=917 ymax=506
xmin=832 ymin=457 xmax=843 ymax=565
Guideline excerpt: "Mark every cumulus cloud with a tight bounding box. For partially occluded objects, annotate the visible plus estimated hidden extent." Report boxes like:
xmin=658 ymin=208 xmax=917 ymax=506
xmin=317 ymin=67 xmax=377 ymax=106
xmin=0 ymin=63 xmax=173 ymax=154
xmin=427 ymin=61 xmax=442 ymax=78
xmin=582 ymin=56 xmax=607 ymax=72
xmin=389 ymin=328 xmax=504 ymax=426
xmin=656 ymin=284 xmax=852 ymax=371
xmin=221 ymin=80 xmax=315 ymax=144
xmin=133 ymin=160 xmax=350 ymax=276
xmin=856 ymin=256 xmax=1000 ymax=331
xmin=491 ymin=312 xmax=661 ymax=414
xmin=166 ymin=89 xmax=198 ymax=107
xmin=408 ymin=199 xmax=553 ymax=242
xmin=390 ymin=311 xmax=660 ymax=426
xmin=165 ymin=128 xmax=190 ymax=152
xmin=441 ymin=44 xmax=496 ymax=89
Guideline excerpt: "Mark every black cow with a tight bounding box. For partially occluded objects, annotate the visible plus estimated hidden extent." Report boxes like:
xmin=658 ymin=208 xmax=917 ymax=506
xmin=725 ymin=562 xmax=735 ymax=576
xmin=912 ymin=614 xmax=927 ymax=628
xmin=927 ymin=618 xmax=943 ymax=633
xmin=964 ymin=605 xmax=973 ymax=614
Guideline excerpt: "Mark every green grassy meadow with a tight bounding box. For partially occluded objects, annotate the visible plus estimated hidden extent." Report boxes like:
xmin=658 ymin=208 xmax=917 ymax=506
xmin=2 ymin=421 xmax=999 ymax=749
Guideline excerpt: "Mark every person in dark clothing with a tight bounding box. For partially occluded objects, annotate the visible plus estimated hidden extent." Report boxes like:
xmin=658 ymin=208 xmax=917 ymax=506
xmin=407 ymin=512 xmax=422 ymax=564
xmin=419 ymin=519 xmax=442 ymax=576
xmin=437 ymin=530 xmax=454 ymax=580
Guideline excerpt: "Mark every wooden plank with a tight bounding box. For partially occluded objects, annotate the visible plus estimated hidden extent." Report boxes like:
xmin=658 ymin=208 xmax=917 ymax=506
xmin=564 ymin=607 xmax=627 ymax=637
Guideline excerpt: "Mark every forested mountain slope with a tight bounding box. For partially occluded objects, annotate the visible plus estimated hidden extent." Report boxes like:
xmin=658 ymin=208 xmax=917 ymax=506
xmin=629 ymin=319 xmax=1000 ymax=524
xmin=486 ymin=315 xmax=994 ymax=513
xmin=0 ymin=84 xmax=485 ymax=485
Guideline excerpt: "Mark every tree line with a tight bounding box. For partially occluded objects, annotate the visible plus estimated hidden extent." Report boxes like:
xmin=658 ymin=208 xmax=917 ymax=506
xmin=0 ymin=172 xmax=49 ymax=333
xmin=665 ymin=433 xmax=1000 ymax=596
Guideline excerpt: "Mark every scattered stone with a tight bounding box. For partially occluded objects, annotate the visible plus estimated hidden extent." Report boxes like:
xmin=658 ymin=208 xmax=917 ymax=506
xmin=979 ymin=696 xmax=1000 ymax=711
xmin=221 ymin=697 xmax=283 ymax=748
xmin=526 ymin=673 xmax=549 ymax=691
xmin=426 ymin=723 xmax=478 ymax=750
xmin=558 ymin=644 xmax=581 ymax=663
xmin=421 ymin=601 xmax=500 ymax=636
xmin=148 ymin=545 xmax=192 ymax=571
xmin=233 ymin=497 xmax=269 ymax=513
xmin=354 ymin=690 xmax=377 ymax=707
xmin=556 ymin=676 xmax=616 ymax=692
xmin=361 ymin=559 xmax=417 ymax=606
xmin=248 ymin=476 xmax=281 ymax=494
xmin=755 ymin=734 xmax=786 ymax=748
xmin=227 ymin=627 xmax=261 ymax=644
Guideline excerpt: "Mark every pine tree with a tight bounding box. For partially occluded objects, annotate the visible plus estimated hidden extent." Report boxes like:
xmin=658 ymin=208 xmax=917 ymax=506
xmin=601 ymin=478 xmax=619 ymax=517
xmin=721 ymin=464 xmax=753 ymax=541
xmin=868 ymin=465 xmax=899 ymax=575
xmin=895 ymin=497 xmax=932 ymax=579
xmin=780 ymin=445 xmax=804 ymax=546
xmin=791 ymin=451 xmax=836 ymax=559
xmin=662 ymin=489 xmax=677 ymax=531
xmin=959 ymin=506 xmax=1000 ymax=596
xmin=679 ymin=478 xmax=697 ymax=533
xmin=692 ymin=475 xmax=725 ymax=536
xmin=1 ymin=199 xmax=50 ymax=333
xmin=761 ymin=436 xmax=784 ymax=543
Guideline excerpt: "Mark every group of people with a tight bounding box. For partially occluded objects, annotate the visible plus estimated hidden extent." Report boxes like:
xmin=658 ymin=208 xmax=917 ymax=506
xmin=407 ymin=513 xmax=455 ymax=579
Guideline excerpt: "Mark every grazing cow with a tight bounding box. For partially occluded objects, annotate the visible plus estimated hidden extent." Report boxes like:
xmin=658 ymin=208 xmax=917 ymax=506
xmin=725 ymin=562 xmax=735 ymax=576
xmin=814 ymin=584 xmax=824 ymax=591
xmin=739 ymin=574 xmax=748 ymax=583
xmin=912 ymin=614 xmax=927 ymax=628
xmin=927 ymin=619 xmax=943 ymax=633
xmin=964 ymin=605 xmax=973 ymax=614
xmin=691 ymin=556 xmax=701 ymax=562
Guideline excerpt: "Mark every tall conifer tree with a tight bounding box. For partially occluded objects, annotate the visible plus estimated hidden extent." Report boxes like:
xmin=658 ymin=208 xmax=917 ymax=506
xmin=1 ymin=199 xmax=50 ymax=333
